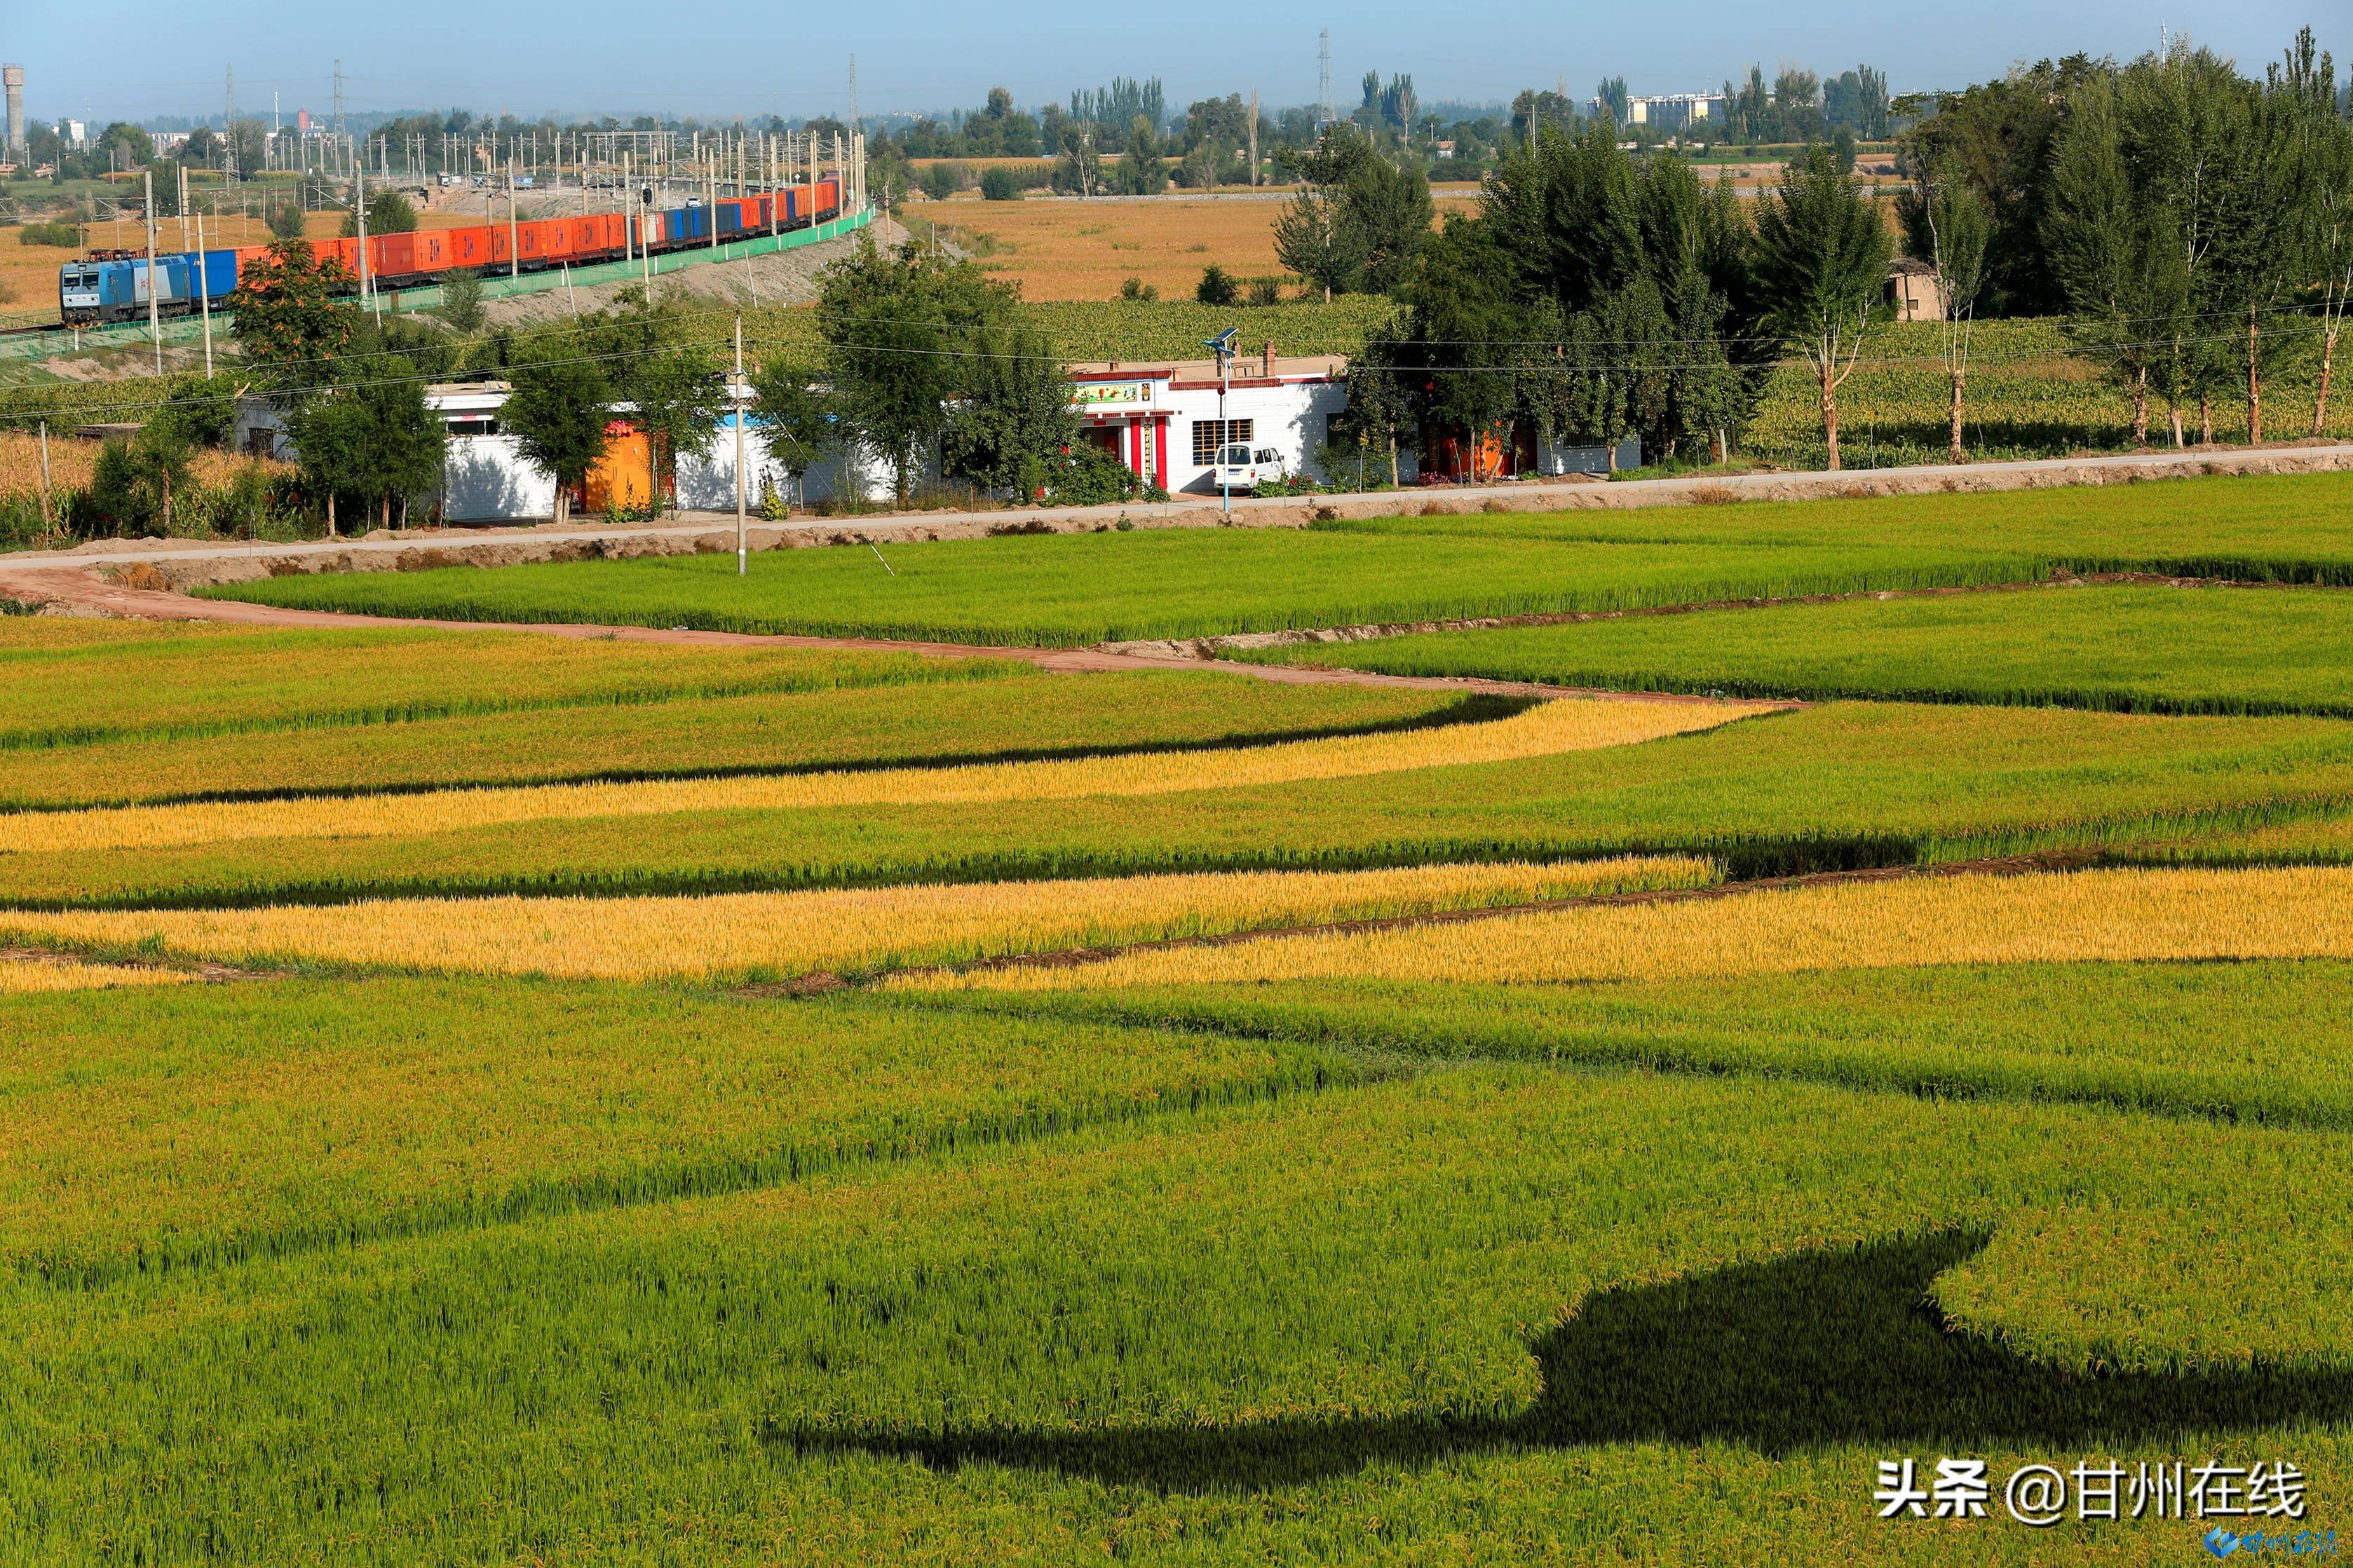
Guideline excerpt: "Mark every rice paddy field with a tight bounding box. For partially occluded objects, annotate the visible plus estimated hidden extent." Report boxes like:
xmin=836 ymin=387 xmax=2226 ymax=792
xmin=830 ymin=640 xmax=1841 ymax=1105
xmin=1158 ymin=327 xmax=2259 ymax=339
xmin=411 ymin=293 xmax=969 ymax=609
xmin=14 ymin=465 xmax=2353 ymax=1563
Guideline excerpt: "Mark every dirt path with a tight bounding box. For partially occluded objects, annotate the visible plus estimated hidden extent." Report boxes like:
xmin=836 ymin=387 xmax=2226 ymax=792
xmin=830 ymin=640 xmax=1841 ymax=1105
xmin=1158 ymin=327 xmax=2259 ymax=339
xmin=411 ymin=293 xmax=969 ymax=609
xmin=0 ymin=566 xmax=1784 ymax=708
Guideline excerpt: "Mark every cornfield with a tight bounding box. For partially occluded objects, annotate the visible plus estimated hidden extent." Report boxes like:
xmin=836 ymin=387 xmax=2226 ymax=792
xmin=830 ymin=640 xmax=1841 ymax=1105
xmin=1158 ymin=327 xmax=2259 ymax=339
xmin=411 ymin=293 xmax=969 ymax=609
xmin=914 ymin=865 xmax=2353 ymax=990
xmin=0 ymin=856 xmax=1711 ymax=982
xmin=0 ymin=430 xmax=293 ymax=500
xmin=2 ymin=696 xmax=1774 ymax=857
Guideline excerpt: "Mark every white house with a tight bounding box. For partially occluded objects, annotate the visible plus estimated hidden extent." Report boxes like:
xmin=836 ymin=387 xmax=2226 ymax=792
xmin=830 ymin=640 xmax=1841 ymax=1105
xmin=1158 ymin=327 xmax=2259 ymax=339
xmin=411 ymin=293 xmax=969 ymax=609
xmin=412 ymin=350 xmax=1357 ymax=523
xmin=1065 ymin=348 xmax=1352 ymax=495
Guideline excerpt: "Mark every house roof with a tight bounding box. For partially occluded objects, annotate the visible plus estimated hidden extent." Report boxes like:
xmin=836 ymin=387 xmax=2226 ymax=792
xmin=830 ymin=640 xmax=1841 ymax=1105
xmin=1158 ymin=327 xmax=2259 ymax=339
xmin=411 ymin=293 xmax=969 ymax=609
xmin=1068 ymin=355 xmax=1347 ymax=388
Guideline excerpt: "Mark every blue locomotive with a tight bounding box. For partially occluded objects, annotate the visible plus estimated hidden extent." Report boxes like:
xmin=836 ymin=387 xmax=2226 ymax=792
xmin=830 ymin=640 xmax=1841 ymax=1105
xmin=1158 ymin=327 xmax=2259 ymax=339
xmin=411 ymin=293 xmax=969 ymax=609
xmin=59 ymin=250 xmax=242 ymax=327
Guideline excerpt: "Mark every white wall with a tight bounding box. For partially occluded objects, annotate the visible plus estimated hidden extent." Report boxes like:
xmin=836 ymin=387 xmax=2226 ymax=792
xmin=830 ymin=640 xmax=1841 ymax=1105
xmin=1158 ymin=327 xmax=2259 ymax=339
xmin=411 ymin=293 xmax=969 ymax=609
xmin=679 ymin=416 xmax=904 ymax=510
xmin=442 ymin=435 xmax=557 ymax=523
xmin=1160 ymin=379 xmax=1350 ymax=493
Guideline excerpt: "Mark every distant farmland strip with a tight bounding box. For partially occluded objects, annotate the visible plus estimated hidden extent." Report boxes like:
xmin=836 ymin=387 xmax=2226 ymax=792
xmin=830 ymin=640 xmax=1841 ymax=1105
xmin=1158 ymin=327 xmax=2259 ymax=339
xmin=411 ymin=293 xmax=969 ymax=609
xmin=13 ymin=702 xmax=2353 ymax=911
xmin=909 ymin=866 xmax=2353 ymax=991
xmin=1245 ymin=584 xmax=2353 ymax=717
xmin=0 ymin=697 xmax=1767 ymax=857
xmin=929 ymin=959 xmax=2353 ymax=1132
xmin=0 ymin=858 xmax=1708 ymax=983
xmin=0 ymin=623 xmax=1019 ymax=750
xmin=0 ymin=673 xmax=1473 ymax=810
xmin=198 ymin=533 xmax=2045 ymax=647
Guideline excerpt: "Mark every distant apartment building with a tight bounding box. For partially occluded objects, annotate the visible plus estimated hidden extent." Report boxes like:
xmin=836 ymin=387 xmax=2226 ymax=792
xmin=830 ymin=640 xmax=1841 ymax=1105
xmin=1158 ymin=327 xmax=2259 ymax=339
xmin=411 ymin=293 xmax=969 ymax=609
xmin=1586 ymin=93 xmax=1728 ymax=132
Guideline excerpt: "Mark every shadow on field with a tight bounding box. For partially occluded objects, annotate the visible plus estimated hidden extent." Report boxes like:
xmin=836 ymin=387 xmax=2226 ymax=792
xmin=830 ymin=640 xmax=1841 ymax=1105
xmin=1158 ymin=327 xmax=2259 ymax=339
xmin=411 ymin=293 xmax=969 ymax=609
xmin=774 ymin=1229 xmax=2353 ymax=1493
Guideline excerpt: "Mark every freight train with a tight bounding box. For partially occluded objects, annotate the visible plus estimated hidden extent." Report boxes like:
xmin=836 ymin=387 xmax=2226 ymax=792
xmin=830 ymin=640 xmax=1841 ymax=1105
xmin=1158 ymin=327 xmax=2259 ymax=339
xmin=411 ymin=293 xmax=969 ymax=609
xmin=59 ymin=177 xmax=844 ymax=326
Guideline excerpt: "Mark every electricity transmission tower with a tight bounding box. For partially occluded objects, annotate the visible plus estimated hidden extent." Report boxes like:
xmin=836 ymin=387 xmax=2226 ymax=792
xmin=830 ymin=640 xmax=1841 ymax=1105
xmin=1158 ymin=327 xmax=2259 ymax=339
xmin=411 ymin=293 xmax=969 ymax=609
xmin=1317 ymin=29 xmax=1335 ymax=127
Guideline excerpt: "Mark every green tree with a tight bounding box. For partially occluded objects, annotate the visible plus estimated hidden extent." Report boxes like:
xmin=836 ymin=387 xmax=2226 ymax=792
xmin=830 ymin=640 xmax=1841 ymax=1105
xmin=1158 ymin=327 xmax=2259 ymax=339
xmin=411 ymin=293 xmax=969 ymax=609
xmin=746 ymin=358 xmax=837 ymax=505
xmin=1897 ymin=54 xmax=2106 ymax=315
xmin=269 ymin=199 xmax=308 ymax=241
xmin=815 ymin=241 xmax=1012 ymax=505
xmin=343 ymin=191 xmax=418 ymax=237
xmin=287 ymin=358 xmax=444 ymax=534
xmin=979 ymin=165 xmax=1022 ymax=201
xmin=2044 ymin=74 xmax=2190 ymax=446
xmin=940 ymin=325 xmax=1078 ymax=497
xmin=1115 ymin=116 xmax=1167 ymax=196
xmin=1749 ymin=143 xmax=1892 ymax=469
xmin=1345 ymin=155 xmax=1433 ymax=296
xmin=439 ymin=268 xmax=486 ymax=332
xmin=229 ymin=239 xmax=360 ymax=372
xmin=95 ymin=122 xmax=155 ymax=168
xmin=502 ymin=348 xmax=612 ymax=526
xmin=84 ymin=432 xmax=193 ymax=537
xmin=1195 ymin=264 xmax=1240 ymax=306
xmin=1273 ymin=184 xmax=1362 ymax=303
xmin=1897 ymin=161 xmax=1993 ymax=458
xmin=1050 ymin=123 xmax=1101 ymax=198
xmin=2295 ymin=42 xmax=2353 ymax=435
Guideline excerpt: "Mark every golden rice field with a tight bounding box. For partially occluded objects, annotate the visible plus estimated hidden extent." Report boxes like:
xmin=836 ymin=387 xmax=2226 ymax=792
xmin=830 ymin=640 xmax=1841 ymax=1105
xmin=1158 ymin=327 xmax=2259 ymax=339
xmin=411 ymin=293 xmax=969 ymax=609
xmin=910 ymin=865 xmax=2353 ymax=991
xmin=0 ymin=955 xmax=196 ymax=992
xmin=0 ymin=857 xmax=1711 ymax=982
xmin=0 ymin=694 xmax=1768 ymax=854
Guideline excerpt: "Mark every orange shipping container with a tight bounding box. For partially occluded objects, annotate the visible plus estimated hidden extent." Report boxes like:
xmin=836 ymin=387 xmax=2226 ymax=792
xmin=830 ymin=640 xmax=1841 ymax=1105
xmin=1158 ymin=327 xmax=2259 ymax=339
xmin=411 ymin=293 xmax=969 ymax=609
xmin=374 ymin=232 xmax=418 ymax=280
xmin=447 ymin=226 xmax=492 ymax=270
xmin=580 ymin=421 xmax=667 ymax=514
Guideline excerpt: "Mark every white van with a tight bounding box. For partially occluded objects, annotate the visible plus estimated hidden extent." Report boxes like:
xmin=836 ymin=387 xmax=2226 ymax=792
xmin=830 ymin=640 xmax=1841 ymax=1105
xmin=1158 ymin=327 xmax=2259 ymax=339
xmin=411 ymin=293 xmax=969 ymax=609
xmin=1213 ymin=442 xmax=1288 ymax=494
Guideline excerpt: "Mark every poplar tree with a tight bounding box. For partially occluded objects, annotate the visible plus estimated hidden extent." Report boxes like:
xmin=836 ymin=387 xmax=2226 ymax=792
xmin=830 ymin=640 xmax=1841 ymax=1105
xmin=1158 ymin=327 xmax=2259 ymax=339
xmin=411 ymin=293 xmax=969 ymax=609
xmin=1749 ymin=143 xmax=1892 ymax=470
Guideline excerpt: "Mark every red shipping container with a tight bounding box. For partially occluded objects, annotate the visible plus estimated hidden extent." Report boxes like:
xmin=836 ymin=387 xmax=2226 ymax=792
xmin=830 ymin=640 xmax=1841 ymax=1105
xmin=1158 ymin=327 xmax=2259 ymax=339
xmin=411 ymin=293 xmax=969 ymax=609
xmin=447 ymin=227 xmax=491 ymax=269
xmin=374 ymin=231 xmax=418 ymax=281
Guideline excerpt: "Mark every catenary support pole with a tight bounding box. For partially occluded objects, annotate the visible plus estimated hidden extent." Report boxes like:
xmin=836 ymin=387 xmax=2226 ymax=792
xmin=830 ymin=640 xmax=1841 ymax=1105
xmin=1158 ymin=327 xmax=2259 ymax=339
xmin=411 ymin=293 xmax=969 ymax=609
xmin=142 ymin=169 xmax=161 ymax=374
xmin=735 ymin=315 xmax=747 ymax=575
xmin=195 ymin=207 xmax=213 ymax=377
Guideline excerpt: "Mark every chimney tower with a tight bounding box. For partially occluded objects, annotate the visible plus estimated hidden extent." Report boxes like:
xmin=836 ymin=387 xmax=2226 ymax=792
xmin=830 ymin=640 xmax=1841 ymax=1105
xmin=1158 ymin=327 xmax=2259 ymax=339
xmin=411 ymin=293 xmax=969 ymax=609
xmin=2 ymin=67 xmax=25 ymax=163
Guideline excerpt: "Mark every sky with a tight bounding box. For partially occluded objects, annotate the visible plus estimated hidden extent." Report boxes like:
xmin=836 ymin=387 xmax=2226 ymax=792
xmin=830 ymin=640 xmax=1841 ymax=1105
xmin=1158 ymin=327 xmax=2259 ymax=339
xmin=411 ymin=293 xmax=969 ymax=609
xmin=2 ymin=1 xmax=2337 ymax=128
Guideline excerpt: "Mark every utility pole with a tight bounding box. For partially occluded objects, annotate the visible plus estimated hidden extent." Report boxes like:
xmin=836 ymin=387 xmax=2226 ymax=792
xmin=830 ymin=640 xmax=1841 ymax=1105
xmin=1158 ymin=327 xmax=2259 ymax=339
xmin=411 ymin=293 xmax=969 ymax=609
xmin=196 ymin=207 xmax=213 ymax=378
xmin=1249 ymin=90 xmax=1259 ymax=186
xmin=354 ymin=155 xmax=369 ymax=307
xmin=177 ymin=162 xmax=190 ymax=251
xmin=507 ymin=154 xmax=520 ymax=278
xmin=142 ymin=169 xmax=161 ymax=374
xmin=224 ymin=64 xmax=238 ymax=183
xmin=734 ymin=315 xmax=747 ymax=575
xmin=35 ymin=421 xmax=53 ymax=534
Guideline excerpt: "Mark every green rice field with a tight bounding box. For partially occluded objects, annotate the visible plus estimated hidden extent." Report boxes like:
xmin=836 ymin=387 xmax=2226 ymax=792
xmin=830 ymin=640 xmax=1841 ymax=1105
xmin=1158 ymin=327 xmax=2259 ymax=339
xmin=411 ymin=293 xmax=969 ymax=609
xmin=9 ymin=467 xmax=2353 ymax=1563
xmin=1249 ymin=583 xmax=2353 ymax=716
xmin=198 ymin=471 xmax=2353 ymax=646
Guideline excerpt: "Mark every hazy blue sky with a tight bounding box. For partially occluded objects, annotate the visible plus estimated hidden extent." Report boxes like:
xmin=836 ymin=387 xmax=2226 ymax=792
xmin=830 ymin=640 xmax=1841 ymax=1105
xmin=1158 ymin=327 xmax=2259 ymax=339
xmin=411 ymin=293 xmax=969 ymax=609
xmin=4 ymin=1 xmax=2336 ymax=126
